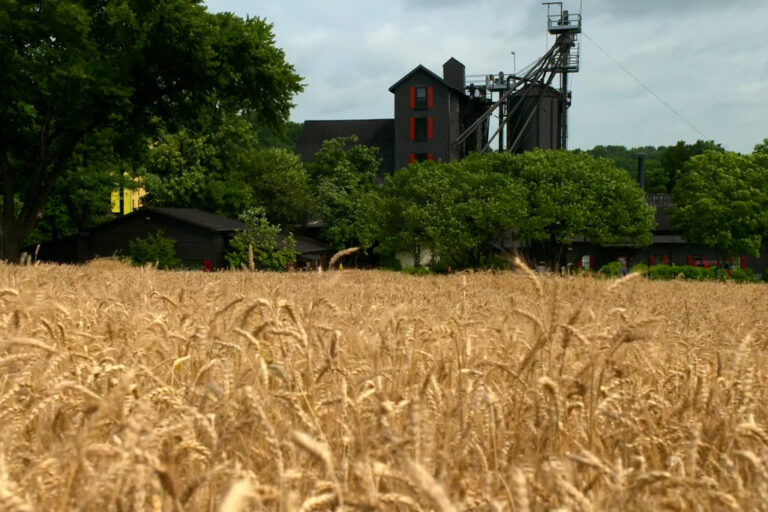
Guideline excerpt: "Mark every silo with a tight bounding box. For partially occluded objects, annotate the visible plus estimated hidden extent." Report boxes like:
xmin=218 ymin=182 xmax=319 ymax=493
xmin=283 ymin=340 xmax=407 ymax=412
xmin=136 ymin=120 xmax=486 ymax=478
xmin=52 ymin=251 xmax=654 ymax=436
xmin=506 ymin=84 xmax=562 ymax=153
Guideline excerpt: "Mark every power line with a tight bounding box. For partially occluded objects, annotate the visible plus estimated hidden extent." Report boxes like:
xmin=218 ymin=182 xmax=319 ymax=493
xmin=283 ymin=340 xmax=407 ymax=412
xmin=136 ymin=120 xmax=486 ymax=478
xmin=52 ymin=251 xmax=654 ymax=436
xmin=581 ymin=31 xmax=707 ymax=139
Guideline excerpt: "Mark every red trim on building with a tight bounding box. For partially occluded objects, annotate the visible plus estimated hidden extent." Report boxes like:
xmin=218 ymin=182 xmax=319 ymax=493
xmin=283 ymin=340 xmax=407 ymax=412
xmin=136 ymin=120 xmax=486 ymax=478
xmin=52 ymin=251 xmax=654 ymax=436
xmin=409 ymin=118 xmax=415 ymax=140
xmin=408 ymin=153 xmax=416 ymax=163
xmin=741 ymin=255 xmax=747 ymax=269
xmin=427 ymin=86 xmax=434 ymax=108
xmin=427 ymin=153 xmax=433 ymax=161
xmin=589 ymin=254 xmax=594 ymax=270
xmin=686 ymin=255 xmax=693 ymax=266
xmin=427 ymin=117 xmax=433 ymax=140
xmin=409 ymin=87 xmax=415 ymax=109
xmin=661 ymin=254 xmax=669 ymax=264
xmin=649 ymin=255 xmax=655 ymax=266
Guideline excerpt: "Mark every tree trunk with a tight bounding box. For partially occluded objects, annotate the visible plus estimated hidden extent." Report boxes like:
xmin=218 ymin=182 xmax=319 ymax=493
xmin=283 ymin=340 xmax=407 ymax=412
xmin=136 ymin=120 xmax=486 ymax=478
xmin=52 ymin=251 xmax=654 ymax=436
xmin=0 ymin=222 xmax=25 ymax=262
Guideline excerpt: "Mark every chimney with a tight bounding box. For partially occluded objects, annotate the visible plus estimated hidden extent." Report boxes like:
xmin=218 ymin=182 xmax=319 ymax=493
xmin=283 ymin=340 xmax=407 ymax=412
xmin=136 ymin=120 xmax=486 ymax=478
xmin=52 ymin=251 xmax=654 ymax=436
xmin=443 ymin=58 xmax=465 ymax=91
xmin=636 ymin=152 xmax=646 ymax=190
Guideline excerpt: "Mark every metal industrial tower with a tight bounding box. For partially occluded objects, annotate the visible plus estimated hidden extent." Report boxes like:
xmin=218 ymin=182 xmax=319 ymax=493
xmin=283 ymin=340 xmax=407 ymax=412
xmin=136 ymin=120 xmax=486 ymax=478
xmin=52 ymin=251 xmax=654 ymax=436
xmin=456 ymin=2 xmax=581 ymax=153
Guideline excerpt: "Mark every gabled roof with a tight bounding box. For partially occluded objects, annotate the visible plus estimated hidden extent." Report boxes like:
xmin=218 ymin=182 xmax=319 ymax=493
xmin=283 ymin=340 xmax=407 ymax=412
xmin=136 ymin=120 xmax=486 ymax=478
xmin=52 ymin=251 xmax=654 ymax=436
xmin=278 ymin=234 xmax=327 ymax=255
xmin=91 ymin=207 xmax=247 ymax=233
xmin=142 ymin=207 xmax=247 ymax=231
xmin=444 ymin=57 xmax=465 ymax=67
xmin=388 ymin=64 xmax=463 ymax=94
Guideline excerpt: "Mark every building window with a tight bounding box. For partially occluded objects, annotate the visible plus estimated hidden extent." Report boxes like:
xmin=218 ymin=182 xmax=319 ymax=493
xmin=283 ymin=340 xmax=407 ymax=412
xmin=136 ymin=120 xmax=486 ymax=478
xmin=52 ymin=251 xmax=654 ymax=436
xmin=414 ymin=86 xmax=428 ymax=109
xmin=414 ymin=118 xmax=428 ymax=141
xmin=412 ymin=153 xmax=432 ymax=162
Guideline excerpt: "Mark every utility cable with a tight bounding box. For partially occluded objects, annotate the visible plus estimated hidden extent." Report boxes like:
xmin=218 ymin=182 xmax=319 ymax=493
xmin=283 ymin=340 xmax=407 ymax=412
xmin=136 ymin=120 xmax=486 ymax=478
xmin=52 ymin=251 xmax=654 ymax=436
xmin=581 ymin=31 xmax=707 ymax=139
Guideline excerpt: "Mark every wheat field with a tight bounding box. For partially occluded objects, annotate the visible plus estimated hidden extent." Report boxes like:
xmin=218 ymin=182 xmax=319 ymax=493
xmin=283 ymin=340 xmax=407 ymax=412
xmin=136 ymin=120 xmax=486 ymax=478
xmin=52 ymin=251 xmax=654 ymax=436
xmin=0 ymin=262 xmax=767 ymax=511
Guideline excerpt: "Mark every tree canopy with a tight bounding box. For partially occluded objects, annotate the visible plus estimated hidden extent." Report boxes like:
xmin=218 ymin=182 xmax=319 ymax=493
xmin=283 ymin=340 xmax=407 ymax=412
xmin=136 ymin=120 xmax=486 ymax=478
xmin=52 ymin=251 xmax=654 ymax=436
xmin=379 ymin=160 xmax=527 ymax=268
xmin=377 ymin=150 xmax=655 ymax=270
xmin=0 ymin=0 xmax=303 ymax=260
xmin=307 ymin=136 xmax=382 ymax=251
xmin=671 ymin=150 xmax=768 ymax=258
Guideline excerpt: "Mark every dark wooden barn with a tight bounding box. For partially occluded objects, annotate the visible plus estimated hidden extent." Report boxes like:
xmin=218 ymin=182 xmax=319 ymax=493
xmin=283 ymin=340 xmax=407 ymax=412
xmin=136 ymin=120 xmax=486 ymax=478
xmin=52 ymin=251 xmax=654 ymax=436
xmin=32 ymin=207 xmax=331 ymax=270
xmin=33 ymin=207 xmax=246 ymax=269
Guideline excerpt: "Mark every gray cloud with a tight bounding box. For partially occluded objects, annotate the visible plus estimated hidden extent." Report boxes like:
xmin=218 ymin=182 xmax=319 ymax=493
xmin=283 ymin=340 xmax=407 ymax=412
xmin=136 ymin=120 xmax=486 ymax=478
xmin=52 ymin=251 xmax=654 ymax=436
xmin=583 ymin=0 xmax=758 ymax=18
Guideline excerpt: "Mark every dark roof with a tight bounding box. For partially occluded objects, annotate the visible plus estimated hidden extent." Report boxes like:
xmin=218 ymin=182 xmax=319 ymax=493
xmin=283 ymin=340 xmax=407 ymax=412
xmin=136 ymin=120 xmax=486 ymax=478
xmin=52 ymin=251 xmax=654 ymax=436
xmin=512 ymin=83 xmax=561 ymax=98
xmin=388 ymin=64 xmax=464 ymax=94
xmin=91 ymin=207 xmax=247 ymax=233
xmin=293 ymin=235 xmax=327 ymax=254
xmin=142 ymin=207 xmax=247 ymax=231
xmin=278 ymin=233 xmax=327 ymax=255
xmin=652 ymin=234 xmax=685 ymax=244
xmin=444 ymin=57 xmax=465 ymax=67
xmin=296 ymin=119 xmax=395 ymax=174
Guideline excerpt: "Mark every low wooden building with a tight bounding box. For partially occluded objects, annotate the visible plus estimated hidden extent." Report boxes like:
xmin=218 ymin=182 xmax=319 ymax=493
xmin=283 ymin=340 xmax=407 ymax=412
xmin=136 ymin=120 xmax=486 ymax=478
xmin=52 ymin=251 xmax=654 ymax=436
xmin=33 ymin=207 xmax=247 ymax=269
xmin=567 ymin=194 xmax=768 ymax=276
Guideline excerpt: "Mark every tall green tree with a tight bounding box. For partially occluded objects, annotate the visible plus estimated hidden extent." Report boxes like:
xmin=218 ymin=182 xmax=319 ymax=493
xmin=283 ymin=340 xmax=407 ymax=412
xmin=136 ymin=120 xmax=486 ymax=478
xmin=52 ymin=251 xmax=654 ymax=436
xmin=380 ymin=160 xmax=527 ymax=269
xmin=660 ymin=140 xmax=724 ymax=193
xmin=307 ymin=136 xmax=382 ymax=250
xmin=143 ymin=114 xmax=310 ymax=226
xmin=243 ymin=148 xmax=311 ymax=227
xmin=670 ymin=151 xmax=768 ymax=259
xmin=141 ymin=115 xmax=256 ymax=219
xmin=0 ymin=0 xmax=303 ymax=260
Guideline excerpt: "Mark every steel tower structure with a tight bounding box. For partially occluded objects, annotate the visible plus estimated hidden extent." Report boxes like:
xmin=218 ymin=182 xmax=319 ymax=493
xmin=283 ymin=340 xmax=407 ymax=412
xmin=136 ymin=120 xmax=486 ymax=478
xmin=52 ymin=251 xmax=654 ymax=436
xmin=456 ymin=2 xmax=581 ymax=153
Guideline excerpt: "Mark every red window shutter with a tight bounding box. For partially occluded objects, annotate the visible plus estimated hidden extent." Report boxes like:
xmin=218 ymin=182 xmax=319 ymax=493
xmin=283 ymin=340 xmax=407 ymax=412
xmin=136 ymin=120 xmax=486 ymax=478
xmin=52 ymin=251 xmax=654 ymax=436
xmin=686 ymin=255 xmax=693 ymax=266
xmin=427 ymin=117 xmax=433 ymax=140
xmin=662 ymin=254 xmax=669 ymax=264
xmin=427 ymin=86 xmax=434 ymax=108
xmin=409 ymin=118 xmax=415 ymax=140
xmin=409 ymin=153 xmax=416 ymax=163
xmin=589 ymin=255 xmax=594 ymax=270
xmin=741 ymin=255 xmax=747 ymax=269
xmin=649 ymin=255 xmax=655 ymax=266
xmin=427 ymin=153 xmax=433 ymax=161
xmin=576 ymin=259 xmax=582 ymax=269
xmin=409 ymin=87 xmax=415 ymax=109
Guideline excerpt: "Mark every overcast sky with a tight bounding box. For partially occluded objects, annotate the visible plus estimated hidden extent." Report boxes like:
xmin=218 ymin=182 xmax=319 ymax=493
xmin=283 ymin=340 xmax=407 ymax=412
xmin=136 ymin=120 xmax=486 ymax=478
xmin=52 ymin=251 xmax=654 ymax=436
xmin=204 ymin=0 xmax=768 ymax=154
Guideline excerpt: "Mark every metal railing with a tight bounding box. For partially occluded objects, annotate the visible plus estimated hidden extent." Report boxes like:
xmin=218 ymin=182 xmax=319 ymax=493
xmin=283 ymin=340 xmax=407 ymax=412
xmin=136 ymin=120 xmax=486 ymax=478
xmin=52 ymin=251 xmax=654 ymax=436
xmin=547 ymin=12 xmax=581 ymax=33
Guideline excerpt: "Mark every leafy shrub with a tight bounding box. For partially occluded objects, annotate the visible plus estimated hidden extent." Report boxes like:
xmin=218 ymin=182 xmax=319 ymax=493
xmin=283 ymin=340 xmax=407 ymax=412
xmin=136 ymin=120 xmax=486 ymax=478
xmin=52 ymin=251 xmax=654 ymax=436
xmin=679 ymin=265 xmax=714 ymax=281
xmin=128 ymin=230 xmax=181 ymax=269
xmin=599 ymin=261 xmax=622 ymax=277
xmin=647 ymin=264 xmax=752 ymax=282
xmin=649 ymin=264 xmax=677 ymax=280
xmin=225 ymin=207 xmax=297 ymax=271
xmin=630 ymin=263 xmax=649 ymax=275
xmin=729 ymin=268 xmax=755 ymax=283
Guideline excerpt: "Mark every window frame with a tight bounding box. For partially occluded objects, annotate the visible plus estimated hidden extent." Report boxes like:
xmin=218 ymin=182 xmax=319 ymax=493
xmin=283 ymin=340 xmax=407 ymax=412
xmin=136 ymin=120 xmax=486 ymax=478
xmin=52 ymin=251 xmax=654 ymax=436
xmin=414 ymin=86 xmax=428 ymax=110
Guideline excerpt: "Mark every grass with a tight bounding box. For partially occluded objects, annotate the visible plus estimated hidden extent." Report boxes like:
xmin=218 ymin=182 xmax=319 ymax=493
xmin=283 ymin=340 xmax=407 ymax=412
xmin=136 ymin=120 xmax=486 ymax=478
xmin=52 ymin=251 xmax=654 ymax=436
xmin=0 ymin=262 xmax=767 ymax=511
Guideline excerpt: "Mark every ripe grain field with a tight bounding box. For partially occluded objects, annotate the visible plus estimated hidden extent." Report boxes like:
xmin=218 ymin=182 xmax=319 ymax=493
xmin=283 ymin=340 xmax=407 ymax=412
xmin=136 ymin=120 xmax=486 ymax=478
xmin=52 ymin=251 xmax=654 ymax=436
xmin=1 ymin=262 xmax=767 ymax=511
